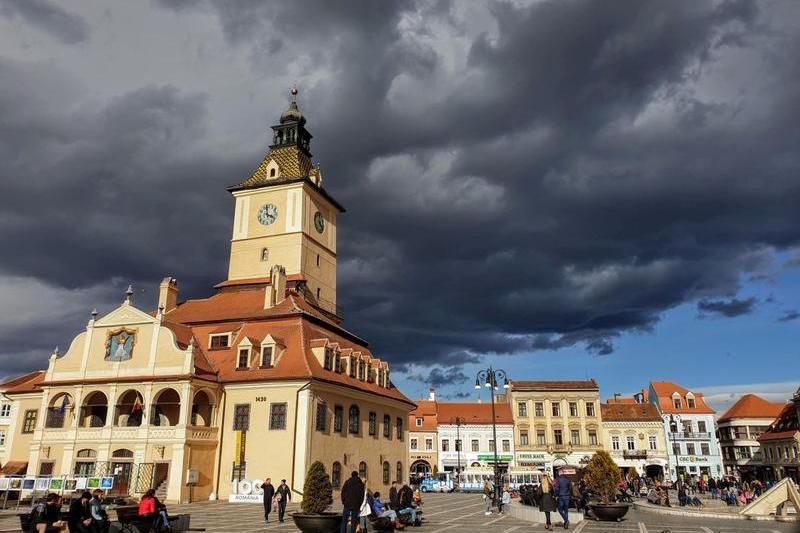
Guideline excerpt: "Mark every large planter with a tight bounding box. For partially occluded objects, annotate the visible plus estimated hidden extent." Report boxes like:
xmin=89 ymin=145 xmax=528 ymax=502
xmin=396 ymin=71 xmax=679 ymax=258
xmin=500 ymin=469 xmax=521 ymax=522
xmin=291 ymin=512 xmax=343 ymax=533
xmin=588 ymin=503 xmax=630 ymax=522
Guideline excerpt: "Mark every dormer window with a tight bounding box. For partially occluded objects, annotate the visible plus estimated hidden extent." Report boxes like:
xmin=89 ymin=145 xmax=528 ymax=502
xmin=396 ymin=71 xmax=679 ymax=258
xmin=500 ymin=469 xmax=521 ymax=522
xmin=323 ymin=348 xmax=333 ymax=371
xmin=237 ymin=348 xmax=250 ymax=369
xmin=385 ymin=370 xmax=390 ymax=388
xmin=334 ymin=352 xmax=342 ymax=373
xmin=358 ymin=361 xmax=365 ymax=381
xmin=270 ymin=168 xmax=276 ymax=177
xmin=367 ymin=364 xmax=373 ymax=383
xmin=673 ymin=398 xmax=681 ymax=409
xmin=349 ymin=359 xmax=356 ymax=378
xmin=687 ymin=398 xmax=695 ymax=409
xmin=261 ymin=346 xmax=274 ymax=368
xmin=209 ymin=334 xmax=230 ymax=349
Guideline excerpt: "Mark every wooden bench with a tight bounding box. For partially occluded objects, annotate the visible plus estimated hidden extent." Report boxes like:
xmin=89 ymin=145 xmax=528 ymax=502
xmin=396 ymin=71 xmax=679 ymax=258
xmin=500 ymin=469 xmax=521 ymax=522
xmin=113 ymin=505 xmax=189 ymax=533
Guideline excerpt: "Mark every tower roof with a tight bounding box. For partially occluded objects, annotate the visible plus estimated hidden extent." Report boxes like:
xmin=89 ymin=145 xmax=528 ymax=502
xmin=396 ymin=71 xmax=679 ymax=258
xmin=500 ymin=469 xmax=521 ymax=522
xmin=280 ymin=84 xmax=305 ymax=125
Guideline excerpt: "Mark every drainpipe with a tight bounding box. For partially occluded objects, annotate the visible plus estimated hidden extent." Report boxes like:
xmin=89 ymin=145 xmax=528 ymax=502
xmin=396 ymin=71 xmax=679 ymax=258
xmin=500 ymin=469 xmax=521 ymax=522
xmin=212 ymin=389 xmax=228 ymax=499
xmin=291 ymin=381 xmax=313 ymax=497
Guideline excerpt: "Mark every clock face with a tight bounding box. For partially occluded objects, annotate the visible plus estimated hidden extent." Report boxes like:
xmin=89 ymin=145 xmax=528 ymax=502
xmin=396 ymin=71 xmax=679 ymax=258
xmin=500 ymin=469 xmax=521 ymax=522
xmin=257 ymin=203 xmax=278 ymax=225
xmin=314 ymin=211 xmax=325 ymax=233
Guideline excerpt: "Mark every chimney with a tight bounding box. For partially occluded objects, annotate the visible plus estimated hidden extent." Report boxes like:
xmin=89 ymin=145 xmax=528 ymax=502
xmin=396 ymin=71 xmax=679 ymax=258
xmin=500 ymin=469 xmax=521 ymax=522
xmin=428 ymin=387 xmax=435 ymax=401
xmin=158 ymin=277 xmax=179 ymax=313
xmin=265 ymin=265 xmax=287 ymax=308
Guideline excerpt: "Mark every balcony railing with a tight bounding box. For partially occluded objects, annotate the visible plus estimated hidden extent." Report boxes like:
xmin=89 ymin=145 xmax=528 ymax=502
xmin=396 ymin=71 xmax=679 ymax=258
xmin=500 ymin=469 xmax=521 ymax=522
xmin=623 ymin=449 xmax=648 ymax=459
xmin=670 ymin=431 xmax=711 ymax=440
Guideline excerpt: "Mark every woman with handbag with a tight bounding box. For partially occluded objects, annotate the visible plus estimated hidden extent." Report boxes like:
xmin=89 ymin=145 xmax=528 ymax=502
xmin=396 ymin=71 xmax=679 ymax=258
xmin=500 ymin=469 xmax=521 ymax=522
xmin=538 ymin=475 xmax=557 ymax=531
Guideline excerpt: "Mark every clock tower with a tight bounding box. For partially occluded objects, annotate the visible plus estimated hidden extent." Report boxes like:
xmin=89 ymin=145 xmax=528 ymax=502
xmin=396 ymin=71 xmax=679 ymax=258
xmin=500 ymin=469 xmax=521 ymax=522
xmin=226 ymin=86 xmax=344 ymax=313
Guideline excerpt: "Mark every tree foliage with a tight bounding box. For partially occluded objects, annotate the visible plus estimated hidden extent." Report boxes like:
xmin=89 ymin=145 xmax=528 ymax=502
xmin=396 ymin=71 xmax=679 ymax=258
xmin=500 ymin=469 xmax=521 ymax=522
xmin=301 ymin=461 xmax=333 ymax=514
xmin=584 ymin=450 xmax=621 ymax=503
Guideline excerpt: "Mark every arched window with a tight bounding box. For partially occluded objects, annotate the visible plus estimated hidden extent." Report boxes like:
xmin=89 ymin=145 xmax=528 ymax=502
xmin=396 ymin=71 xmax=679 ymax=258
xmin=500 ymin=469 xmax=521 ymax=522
xmin=396 ymin=462 xmax=403 ymax=484
xmin=74 ymin=449 xmax=96 ymax=477
xmin=46 ymin=393 xmax=73 ymax=428
xmin=332 ymin=462 xmax=342 ymax=489
xmin=382 ymin=461 xmax=390 ymax=484
xmin=191 ymin=390 xmax=214 ymax=427
xmin=359 ymin=461 xmax=367 ymax=480
xmin=349 ymin=405 xmax=360 ymax=435
xmin=151 ymin=388 xmax=181 ymax=427
xmin=261 ymin=248 xmax=269 ymax=262
xmin=116 ymin=390 xmax=144 ymax=427
xmin=80 ymin=391 xmax=108 ymax=428
xmin=112 ymin=448 xmax=134 ymax=458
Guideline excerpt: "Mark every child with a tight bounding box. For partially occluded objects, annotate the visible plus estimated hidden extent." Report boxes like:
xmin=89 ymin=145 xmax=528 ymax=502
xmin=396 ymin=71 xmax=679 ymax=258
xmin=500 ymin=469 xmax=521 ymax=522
xmin=500 ymin=487 xmax=510 ymax=514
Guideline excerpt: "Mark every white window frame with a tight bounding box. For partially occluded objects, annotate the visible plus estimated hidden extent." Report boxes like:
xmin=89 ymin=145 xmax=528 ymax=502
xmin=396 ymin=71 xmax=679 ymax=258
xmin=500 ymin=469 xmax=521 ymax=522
xmin=611 ymin=436 xmax=620 ymax=451
xmin=209 ymin=333 xmax=231 ymax=349
xmin=649 ymin=435 xmax=657 ymax=451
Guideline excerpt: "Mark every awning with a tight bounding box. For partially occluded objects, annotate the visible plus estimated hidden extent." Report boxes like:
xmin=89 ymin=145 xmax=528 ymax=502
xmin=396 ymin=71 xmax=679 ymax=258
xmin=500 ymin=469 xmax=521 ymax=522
xmin=1 ymin=461 xmax=28 ymax=475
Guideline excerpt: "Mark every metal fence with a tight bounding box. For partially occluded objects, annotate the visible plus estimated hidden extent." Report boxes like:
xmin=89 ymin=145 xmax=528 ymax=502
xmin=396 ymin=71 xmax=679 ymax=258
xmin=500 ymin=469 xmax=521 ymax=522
xmin=0 ymin=462 xmax=156 ymax=510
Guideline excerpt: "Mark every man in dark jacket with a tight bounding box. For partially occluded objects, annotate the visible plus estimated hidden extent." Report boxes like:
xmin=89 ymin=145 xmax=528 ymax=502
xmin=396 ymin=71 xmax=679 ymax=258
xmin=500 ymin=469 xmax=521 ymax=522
xmin=389 ymin=481 xmax=399 ymax=510
xmin=67 ymin=492 xmax=93 ymax=533
xmin=340 ymin=471 xmax=365 ymax=533
xmin=261 ymin=478 xmax=275 ymax=524
xmin=555 ymin=470 xmax=573 ymax=529
xmin=276 ymin=479 xmax=291 ymax=523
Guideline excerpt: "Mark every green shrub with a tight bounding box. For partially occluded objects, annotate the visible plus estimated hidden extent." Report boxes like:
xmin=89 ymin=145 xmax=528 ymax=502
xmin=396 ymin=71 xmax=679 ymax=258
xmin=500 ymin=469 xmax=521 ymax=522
xmin=583 ymin=450 xmax=621 ymax=503
xmin=301 ymin=461 xmax=332 ymax=514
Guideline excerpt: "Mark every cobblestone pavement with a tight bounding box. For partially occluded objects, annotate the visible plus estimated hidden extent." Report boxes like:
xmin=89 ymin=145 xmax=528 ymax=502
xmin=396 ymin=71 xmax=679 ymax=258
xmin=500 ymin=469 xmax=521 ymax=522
xmin=1 ymin=493 xmax=798 ymax=532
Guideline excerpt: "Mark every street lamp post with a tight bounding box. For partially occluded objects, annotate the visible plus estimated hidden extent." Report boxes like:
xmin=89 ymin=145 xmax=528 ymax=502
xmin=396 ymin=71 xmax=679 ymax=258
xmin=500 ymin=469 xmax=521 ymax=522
xmin=669 ymin=414 xmax=680 ymax=487
xmin=475 ymin=367 xmax=509 ymax=511
xmin=452 ymin=416 xmax=464 ymax=491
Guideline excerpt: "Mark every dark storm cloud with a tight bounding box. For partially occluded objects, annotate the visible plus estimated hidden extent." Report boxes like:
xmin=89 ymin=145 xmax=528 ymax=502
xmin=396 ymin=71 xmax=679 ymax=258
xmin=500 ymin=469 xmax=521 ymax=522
xmin=778 ymin=310 xmax=800 ymax=323
xmin=0 ymin=0 xmax=89 ymax=44
xmin=697 ymin=297 xmax=757 ymax=318
xmin=2 ymin=0 xmax=800 ymax=376
xmin=408 ymin=367 xmax=469 ymax=389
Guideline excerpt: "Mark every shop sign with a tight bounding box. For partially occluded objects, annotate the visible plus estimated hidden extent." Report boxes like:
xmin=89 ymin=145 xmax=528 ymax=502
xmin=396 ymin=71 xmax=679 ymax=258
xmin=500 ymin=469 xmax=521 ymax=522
xmin=516 ymin=452 xmax=548 ymax=461
xmin=477 ymin=455 xmax=513 ymax=461
xmin=229 ymin=479 xmax=264 ymax=503
xmin=677 ymin=456 xmax=711 ymax=465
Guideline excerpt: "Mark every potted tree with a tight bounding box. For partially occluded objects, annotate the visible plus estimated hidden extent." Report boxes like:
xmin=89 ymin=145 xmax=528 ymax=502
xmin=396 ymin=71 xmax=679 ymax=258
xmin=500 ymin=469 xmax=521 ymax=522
xmin=291 ymin=461 xmax=342 ymax=533
xmin=584 ymin=450 xmax=630 ymax=521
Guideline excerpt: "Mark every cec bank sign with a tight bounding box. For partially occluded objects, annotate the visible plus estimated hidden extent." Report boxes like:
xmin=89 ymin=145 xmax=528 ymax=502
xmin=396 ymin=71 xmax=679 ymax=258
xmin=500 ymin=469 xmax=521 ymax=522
xmin=229 ymin=479 xmax=265 ymax=503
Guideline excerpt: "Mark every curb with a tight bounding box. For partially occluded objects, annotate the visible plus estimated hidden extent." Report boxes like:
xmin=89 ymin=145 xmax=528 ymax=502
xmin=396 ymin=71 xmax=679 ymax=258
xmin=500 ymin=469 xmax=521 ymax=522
xmin=632 ymin=501 xmax=798 ymax=523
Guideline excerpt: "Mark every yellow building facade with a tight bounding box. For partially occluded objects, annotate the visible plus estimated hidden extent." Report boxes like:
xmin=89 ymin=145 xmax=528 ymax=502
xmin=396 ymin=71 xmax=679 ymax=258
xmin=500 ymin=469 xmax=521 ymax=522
xmin=0 ymin=88 xmax=414 ymax=503
xmin=509 ymin=380 xmax=603 ymax=474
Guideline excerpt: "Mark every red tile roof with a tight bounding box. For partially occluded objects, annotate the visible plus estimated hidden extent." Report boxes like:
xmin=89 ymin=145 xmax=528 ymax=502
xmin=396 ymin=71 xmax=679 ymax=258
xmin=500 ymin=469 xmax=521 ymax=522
xmin=409 ymin=400 xmax=438 ymax=431
xmin=436 ymin=402 xmax=513 ymax=425
xmin=166 ymin=287 xmax=413 ymax=406
xmin=511 ymin=380 xmax=598 ymax=391
xmin=1 ymin=371 xmax=45 ymax=394
xmin=758 ymin=402 xmax=799 ymax=442
xmin=601 ymin=402 xmax=661 ymax=422
xmin=718 ymin=394 xmax=785 ymax=423
xmin=213 ymin=274 xmax=306 ymax=289
xmin=650 ymin=381 xmax=715 ymax=415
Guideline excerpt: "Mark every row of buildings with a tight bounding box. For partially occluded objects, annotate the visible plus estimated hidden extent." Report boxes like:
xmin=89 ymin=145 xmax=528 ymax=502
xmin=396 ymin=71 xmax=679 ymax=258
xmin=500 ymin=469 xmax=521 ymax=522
xmin=0 ymin=91 xmax=797 ymax=507
xmin=408 ymin=382 xmax=800 ymax=484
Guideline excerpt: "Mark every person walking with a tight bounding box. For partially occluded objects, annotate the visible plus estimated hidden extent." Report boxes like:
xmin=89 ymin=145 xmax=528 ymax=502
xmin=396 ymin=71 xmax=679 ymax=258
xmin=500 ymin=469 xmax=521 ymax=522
xmin=500 ymin=486 xmax=510 ymax=514
xmin=538 ymin=475 xmax=557 ymax=530
xmin=555 ymin=469 xmax=573 ymax=529
xmin=482 ymin=477 xmax=494 ymax=515
xmin=261 ymin=477 xmax=275 ymax=524
xmin=276 ymin=479 xmax=291 ymax=523
xmin=389 ymin=481 xmax=400 ymax=510
xmin=341 ymin=471 xmax=366 ymax=533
